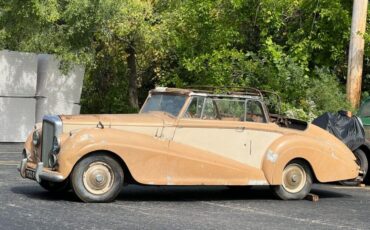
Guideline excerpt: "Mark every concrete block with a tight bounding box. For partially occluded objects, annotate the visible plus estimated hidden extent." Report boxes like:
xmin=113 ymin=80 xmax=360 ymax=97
xmin=36 ymin=54 xmax=85 ymax=103
xmin=36 ymin=97 xmax=80 ymax=123
xmin=0 ymin=97 xmax=36 ymax=142
xmin=0 ymin=50 xmax=38 ymax=97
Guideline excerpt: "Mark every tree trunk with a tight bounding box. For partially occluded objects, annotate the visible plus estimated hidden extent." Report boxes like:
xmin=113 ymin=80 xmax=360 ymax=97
xmin=346 ymin=0 xmax=368 ymax=109
xmin=126 ymin=45 xmax=139 ymax=110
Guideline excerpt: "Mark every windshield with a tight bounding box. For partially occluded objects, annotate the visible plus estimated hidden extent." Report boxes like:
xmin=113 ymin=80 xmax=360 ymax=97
xmin=140 ymin=93 xmax=187 ymax=117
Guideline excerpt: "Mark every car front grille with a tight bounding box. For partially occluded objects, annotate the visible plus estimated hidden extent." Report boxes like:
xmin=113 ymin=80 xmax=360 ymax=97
xmin=41 ymin=120 xmax=55 ymax=167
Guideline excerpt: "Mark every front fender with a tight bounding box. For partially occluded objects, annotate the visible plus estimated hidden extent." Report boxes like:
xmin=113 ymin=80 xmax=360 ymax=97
xmin=262 ymin=134 xmax=359 ymax=185
xmin=57 ymin=127 xmax=169 ymax=182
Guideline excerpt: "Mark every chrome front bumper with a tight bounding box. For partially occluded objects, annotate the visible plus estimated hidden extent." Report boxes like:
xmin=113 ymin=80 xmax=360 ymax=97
xmin=18 ymin=158 xmax=65 ymax=183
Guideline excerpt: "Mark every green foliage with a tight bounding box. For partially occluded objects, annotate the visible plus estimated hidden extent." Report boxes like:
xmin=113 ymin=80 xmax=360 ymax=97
xmin=0 ymin=0 xmax=367 ymax=120
xmin=156 ymin=0 xmax=355 ymax=120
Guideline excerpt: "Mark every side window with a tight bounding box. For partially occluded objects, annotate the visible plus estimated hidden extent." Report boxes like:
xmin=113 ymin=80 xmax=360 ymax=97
xmin=184 ymin=96 xmax=205 ymax=119
xmin=184 ymin=96 xmax=218 ymax=120
xmin=185 ymin=97 xmax=267 ymax=122
xmin=201 ymin=98 xmax=218 ymax=120
xmin=214 ymin=99 xmax=245 ymax=121
xmin=246 ymin=100 xmax=266 ymax=123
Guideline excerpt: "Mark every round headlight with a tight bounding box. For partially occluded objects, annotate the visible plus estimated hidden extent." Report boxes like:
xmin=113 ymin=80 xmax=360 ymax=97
xmin=32 ymin=130 xmax=40 ymax=146
xmin=52 ymin=136 xmax=60 ymax=153
xmin=49 ymin=153 xmax=58 ymax=168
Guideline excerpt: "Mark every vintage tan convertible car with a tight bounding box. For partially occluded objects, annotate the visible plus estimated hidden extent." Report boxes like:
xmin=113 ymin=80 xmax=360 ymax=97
xmin=19 ymin=87 xmax=359 ymax=202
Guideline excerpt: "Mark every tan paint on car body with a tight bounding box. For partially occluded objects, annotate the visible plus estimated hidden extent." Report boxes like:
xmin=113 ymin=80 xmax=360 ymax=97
xmin=52 ymin=126 xmax=266 ymax=185
xmin=173 ymin=119 xmax=282 ymax=169
xmin=23 ymin=88 xmax=359 ymax=186
xmin=262 ymin=125 xmax=358 ymax=184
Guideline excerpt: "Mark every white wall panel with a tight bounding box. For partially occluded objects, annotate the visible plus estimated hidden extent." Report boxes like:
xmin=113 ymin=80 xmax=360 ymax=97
xmin=36 ymin=54 xmax=85 ymax=103
xmin=0 ymin=50 xmax=38 ymax=97
xmin=0 ymin=97 xmax=36 ymax=142
xmin=0 ymin=51 xmax=84 ymax=142
xmin=36 ymin=97 xmax=80 ymax=123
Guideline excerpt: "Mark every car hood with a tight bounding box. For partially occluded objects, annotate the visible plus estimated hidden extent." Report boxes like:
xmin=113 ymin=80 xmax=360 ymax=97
xmin=59 ymin=112 xmax=173 ymax=133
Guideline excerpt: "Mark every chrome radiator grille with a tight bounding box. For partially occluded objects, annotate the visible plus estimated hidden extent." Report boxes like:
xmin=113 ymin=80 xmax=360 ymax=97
xmin=41 ymin=120 xmax=55 ymax=167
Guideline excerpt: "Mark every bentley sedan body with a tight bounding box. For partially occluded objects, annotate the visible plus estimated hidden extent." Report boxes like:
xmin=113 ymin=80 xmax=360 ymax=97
xmin=19 ymin=87 xmax=359 ymax=202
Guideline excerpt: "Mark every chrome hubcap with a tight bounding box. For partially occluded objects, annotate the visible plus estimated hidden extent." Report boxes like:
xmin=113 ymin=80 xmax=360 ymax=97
xmin=282 ymin=164 xmax=306 ymax=193
xmin=83 ymin=162 xmax=114 ymax=195
xmin=96 ymin=174 xmax=103 ymax=183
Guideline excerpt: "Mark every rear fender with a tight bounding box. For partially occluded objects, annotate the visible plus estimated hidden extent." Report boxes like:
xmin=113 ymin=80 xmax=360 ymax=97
xmin=262 ymin=134 xmax=357 ymax=184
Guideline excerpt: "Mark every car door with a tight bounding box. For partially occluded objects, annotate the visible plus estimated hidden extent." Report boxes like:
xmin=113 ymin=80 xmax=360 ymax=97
xmin=165 ymin=96 xmax=267 ymax=185
xmin=243 ymin=100 xmax=282 ymax=169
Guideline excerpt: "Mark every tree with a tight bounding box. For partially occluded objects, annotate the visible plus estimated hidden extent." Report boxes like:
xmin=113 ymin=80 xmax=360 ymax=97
xmin=155 ymin=0 xmax=352 ymax=119
xmin=0 ymin=0 xmax=161 ymax=111
xmin=0 ymin=0 xmax=366 ymax=120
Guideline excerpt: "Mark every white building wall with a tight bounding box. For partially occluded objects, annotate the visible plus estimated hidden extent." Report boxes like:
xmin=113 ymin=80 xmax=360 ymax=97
xmin=0 ymin=50 xmax=38 ymax=97
xmin=0 ymin=50 xmax=85 ymax=142
xmin=36 ymin=97 xmax=81 ymax=123
xmin=0 ymin=98 xmax=36 ymax=142
xmin=36 ymin=54 xmax=85 ymax=103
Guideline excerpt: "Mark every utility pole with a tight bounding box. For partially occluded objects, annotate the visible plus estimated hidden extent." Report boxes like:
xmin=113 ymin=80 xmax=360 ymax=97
xmin=347 ymin=0 xmax=368 ymax=109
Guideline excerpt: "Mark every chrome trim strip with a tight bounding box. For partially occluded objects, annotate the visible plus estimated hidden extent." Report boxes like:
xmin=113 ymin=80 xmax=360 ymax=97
xmin=189 ymin=92 xmax=259 ymax=99
xmin=35 ymin=162 xmax=43 ymax=183
xmin=36 ymin=162 xmax=65 ymax=183
xmin=18 ymin=158 xmax=27 ymax=178
xmin=19 ymin=159 xmax=65 ymax=183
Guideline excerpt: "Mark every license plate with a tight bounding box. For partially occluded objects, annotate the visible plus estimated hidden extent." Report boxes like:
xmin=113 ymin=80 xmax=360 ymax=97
xmin=25 ymin=169 xmax=36 ymax=180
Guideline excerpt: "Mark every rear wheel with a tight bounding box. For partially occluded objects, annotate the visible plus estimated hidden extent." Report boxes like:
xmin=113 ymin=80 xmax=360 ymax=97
xmin=340 ymin=148 xmax=368 ymax=186
xmin=272 ymin=160 xmax=312 ymax=200
xmin=71 ymin=154 xmax=124 ymax=203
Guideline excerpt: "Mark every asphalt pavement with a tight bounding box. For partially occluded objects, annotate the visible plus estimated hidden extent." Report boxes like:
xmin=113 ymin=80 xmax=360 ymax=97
xmin=1 ymin=143 xmax=370 ymax=230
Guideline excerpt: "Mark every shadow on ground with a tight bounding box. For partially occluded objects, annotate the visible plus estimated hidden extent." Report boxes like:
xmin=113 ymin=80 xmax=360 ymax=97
xmin=10 ymin=184 xmax=351 ymax=203
xmin=311 ymin=187 xmax=352 ymax=199
xmin=11 ymin=185 xmax=79 ymax=202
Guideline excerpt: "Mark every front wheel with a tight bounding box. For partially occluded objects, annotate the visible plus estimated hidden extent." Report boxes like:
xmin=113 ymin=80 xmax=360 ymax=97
xmin=71 ymin=154 xmax=124 ymax=203
xmin=271 ymin=160 xmax=313 ymax=200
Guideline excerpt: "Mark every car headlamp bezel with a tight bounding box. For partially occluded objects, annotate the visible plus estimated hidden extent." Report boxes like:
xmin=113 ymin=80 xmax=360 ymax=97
xmin=52 ymin=136 xmax=60 ymax=154
xmin=32 ymin=130 xmax=40 ymax=146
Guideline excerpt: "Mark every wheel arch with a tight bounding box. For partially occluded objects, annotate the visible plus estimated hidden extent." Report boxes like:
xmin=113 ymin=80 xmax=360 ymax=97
xmin=263 ymin=151 xmax=320 ymax=185
xmin=69 ymin=150 xmax=137 ymax=185
xmin=285 ymin=157 xmax=318 ymax=183
xmin=262 ymin=132 xmax=358 ymax=184
xmin=261 ymin=134 xmax=326 ymax=185
xmin=57 ymin=127 xmax=167 ymax=184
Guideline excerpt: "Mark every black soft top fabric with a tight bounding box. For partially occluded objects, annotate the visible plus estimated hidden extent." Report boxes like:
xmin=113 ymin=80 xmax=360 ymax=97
xmin=312 ymin=111 xmax=365 ymax=151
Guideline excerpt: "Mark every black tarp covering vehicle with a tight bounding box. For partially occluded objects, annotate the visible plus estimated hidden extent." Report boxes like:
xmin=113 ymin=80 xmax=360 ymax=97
xmin=312 ymin=111 xmax=369 ymax=185
xmin=312 ymin=111 xmax=365 ymax=151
